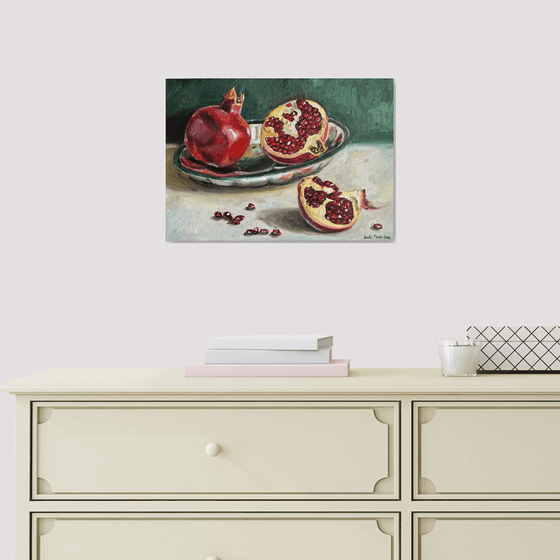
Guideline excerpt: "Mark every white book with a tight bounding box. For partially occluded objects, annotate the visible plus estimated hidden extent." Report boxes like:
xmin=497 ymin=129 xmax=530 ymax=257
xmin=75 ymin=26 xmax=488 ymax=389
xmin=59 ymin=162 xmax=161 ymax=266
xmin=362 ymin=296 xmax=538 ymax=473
xmin=205 ymin=347 xmax=333 ymax=364
xmin=208 ymin=335 xmax=334 ymax=351
xmin=186 ymin=359 xmax=349 ymax=377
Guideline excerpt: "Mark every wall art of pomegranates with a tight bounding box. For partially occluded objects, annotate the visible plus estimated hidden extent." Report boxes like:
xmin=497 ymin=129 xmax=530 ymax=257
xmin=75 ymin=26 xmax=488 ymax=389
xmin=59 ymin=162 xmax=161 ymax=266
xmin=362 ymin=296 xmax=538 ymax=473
xmin=166 ymin=78 xmax=394 ymax=242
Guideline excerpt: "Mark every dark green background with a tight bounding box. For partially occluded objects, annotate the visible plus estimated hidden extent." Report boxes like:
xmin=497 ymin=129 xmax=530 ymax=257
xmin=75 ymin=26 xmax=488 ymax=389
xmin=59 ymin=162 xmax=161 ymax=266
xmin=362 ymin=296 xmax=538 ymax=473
xmin=166 ymin=78 xmax=394 ymax=144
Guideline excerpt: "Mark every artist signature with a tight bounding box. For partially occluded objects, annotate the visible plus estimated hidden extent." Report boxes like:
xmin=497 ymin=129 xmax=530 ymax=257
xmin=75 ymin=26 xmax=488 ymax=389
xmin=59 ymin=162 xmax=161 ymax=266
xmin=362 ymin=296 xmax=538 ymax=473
xmin=364 ymin=234 xmax=391 ymax=240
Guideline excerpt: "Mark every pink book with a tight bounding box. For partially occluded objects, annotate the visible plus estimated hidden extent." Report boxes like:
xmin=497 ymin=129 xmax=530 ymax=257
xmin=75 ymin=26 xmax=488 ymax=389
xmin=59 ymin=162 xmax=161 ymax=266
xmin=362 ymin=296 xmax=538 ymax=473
xmin=185 ymin=359 xmax=350 ymax=377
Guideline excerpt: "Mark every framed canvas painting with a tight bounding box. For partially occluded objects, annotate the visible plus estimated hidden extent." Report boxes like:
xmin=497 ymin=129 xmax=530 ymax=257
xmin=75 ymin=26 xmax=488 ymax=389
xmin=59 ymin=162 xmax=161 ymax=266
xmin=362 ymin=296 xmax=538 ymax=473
xmin=166 ymin=78 xmax=394 ymax=242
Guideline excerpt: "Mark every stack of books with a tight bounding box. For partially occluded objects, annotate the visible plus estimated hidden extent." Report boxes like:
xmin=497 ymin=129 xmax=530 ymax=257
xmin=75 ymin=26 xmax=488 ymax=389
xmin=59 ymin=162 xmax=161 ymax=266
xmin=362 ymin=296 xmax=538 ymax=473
xmin=185 ymin=335 xmax=349 ymax=377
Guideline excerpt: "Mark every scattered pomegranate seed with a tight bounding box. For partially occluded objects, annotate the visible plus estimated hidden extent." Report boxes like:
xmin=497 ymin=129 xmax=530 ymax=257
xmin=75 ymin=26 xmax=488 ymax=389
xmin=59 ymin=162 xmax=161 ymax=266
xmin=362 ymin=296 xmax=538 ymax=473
xmin=231 ymin=219 xmax=240 ymax=225
xmin=271 ymin=229 xmax=282 ymax=236
xmin=247 ymin=203 xmax=255 ymax=210
xmin=259 ymin=229 xmax=269 ymax=235
xmin=252 ymin=227 xmax=259 ymax=234
xmin=224 ymin=211 xmax=232 ymax=219
xmin=234 ymin=215 xmax=245 ymax=221
xmin=214 ymin=211 xmax=223 ymax=219
xmin=244 ymin=229 xmax=254 ymax=235
xmin=372 ymin=223 xmax=383 ymax=230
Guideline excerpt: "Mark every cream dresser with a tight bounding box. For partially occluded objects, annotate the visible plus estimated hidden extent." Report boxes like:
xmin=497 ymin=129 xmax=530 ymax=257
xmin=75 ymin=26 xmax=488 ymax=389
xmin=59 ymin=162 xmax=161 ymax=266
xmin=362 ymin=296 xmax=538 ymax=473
xmin=3 ymin=368 xmax=560 ymax=560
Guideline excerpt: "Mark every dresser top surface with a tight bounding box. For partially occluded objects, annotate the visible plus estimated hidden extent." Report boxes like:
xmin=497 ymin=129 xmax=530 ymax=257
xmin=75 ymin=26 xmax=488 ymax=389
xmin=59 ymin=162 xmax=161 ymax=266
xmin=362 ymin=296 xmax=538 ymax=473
xmin=3 ymin=368 xmax=560 ymax=395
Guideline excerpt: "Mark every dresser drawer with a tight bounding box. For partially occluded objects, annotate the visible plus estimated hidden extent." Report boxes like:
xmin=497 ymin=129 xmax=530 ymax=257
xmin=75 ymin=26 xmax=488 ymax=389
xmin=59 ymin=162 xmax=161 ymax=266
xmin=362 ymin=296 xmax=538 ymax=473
xmin=415 ymin=402 xmax=560 ymax=499
xmin=416 ymin=513 xmax=560 ymax=560
xmin=33 ymin=401 xmax=398 ymax=499
xmin=34 ymin=512 xmax=398 ymax=560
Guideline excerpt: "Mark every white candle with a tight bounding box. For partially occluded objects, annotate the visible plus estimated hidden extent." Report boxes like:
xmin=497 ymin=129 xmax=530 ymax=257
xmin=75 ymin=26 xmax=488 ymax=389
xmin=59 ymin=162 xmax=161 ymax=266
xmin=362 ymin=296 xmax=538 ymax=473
xmin=437 ymin=339 xmax=481 ymax=376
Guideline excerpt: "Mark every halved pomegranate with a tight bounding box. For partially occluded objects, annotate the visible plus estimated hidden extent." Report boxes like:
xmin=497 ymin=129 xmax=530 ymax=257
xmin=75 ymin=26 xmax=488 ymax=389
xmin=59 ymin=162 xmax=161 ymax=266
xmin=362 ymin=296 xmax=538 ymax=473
xmin=184 ymin=87 xmax=251 ymax=168
xmin=297 ymin=176 xmax=378 ymax=232
xmin=261 ymin=99 xmax=328 ymax=164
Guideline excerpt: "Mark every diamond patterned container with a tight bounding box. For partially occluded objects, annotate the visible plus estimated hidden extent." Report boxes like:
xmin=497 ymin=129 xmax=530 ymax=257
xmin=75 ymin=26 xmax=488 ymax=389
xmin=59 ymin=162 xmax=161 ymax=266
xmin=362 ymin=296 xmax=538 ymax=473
xmin=466 ymin=326 xmax=560 ymax=372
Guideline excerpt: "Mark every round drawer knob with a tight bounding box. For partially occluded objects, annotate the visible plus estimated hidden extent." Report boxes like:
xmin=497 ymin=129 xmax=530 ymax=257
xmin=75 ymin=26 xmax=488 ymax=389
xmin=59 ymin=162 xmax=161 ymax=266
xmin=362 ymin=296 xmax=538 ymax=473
xmin=205 ymin=442 xmax=221 ymax=457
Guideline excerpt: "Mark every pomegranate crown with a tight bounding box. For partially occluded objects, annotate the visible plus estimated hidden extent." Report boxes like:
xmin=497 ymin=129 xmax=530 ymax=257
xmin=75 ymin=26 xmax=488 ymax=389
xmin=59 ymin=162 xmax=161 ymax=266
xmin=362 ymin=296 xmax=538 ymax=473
xmin=222 ymin=87 xmax=244 ymax=111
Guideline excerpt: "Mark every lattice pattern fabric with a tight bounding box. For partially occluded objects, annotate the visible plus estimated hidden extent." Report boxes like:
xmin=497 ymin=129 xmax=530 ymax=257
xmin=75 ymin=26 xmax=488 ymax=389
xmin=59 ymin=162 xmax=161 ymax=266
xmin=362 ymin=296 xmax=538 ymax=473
xmin=466 ymin=326 xmax=560 ymax=372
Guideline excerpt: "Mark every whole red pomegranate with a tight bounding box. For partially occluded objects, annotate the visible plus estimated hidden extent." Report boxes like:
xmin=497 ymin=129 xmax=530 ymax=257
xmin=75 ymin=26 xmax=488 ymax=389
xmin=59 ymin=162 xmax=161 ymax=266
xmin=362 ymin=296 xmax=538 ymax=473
xmin=261 ymin=99 xmax=328 ymax=164
xmin=184 ymin=87 xmax=251 ymax=168
xmin=297 ymin=176 xmax=378 ymax=232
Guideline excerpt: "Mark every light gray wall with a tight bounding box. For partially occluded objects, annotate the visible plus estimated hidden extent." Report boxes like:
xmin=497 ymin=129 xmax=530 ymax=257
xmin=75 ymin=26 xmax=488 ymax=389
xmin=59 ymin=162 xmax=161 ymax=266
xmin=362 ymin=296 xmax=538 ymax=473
xmin=1 ymin=1 xmax=559 ymax=558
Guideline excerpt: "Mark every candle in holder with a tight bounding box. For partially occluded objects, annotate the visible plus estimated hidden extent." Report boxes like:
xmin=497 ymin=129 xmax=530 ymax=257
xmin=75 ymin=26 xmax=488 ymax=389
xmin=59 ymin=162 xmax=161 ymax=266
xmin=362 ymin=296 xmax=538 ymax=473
xmin=437 ymin=339 xmax=481 ymax=376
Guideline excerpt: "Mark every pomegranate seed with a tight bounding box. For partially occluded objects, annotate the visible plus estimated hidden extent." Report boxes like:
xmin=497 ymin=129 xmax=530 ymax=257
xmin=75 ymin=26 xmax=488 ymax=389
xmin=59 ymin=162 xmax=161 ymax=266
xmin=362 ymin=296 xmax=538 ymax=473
xmin=231 ymin=219 xmax=240 ymax=225
xmin=324 ymin=198 xmax=354 ymax=225
xmin=244 ymin=229 xmax=254 ymax=235
xmin=264 ymin=100 xmax=323 ymax=155
xmin=252 ymin=227 xmax=259 ymax=233
xmin=304 ymin=186 xmax=327 ymax=207
xmin=271 ymin=229 xmax=282 ymax=236
xmin=224 ymin=211 xmax=232 ymax=220
xmin=214 ymin=211 xmax=223 ymax=219
xmin=234 ymin=215 xmax=245 ymax=221
xmin=259 ymin=229 xmax=269 ymax=235
xmin=311 ymin=177 xmax=339 ymax=196
xmin=305 ymin=183 xmax=356 ymax=225
xmin=247 ymin=203 xmax=255 ymax=210
xmin=372 ymin=223 xmax=383 ymax=230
